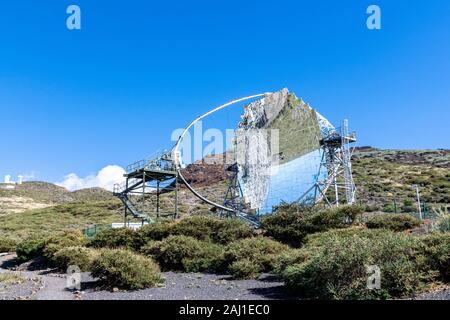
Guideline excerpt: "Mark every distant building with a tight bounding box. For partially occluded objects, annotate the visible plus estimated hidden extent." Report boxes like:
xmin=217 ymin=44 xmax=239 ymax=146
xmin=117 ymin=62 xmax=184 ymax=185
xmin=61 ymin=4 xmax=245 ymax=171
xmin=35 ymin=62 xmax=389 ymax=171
xmin=1 ymin=175 xmax=24 ymax=190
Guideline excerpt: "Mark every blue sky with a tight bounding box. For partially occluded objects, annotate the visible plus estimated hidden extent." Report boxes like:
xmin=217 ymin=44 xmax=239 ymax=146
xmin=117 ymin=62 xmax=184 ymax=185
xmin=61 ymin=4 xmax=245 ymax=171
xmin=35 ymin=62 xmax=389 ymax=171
xmin=0 ymin=0 xmax=449 ymax=184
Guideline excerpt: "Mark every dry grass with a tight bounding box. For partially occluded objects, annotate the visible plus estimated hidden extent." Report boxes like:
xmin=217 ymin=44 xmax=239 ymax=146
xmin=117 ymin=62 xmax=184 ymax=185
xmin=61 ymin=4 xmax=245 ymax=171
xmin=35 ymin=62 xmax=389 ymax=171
xmin=0 ymin=273 xmax=24 ymax=286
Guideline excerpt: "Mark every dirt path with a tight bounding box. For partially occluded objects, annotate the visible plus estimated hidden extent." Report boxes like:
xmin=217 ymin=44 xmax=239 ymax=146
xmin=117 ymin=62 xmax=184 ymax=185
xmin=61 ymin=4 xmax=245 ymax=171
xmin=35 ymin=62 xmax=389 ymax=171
xmin=0 ymin=254 xmax=292 ymax=300
xmin=3 ymin=254 xmax=448 ymax=300
xmin=81 ymin=272 xmax=290 ymax=300
xmin=0 ymin=254 xmax=74 ymax=300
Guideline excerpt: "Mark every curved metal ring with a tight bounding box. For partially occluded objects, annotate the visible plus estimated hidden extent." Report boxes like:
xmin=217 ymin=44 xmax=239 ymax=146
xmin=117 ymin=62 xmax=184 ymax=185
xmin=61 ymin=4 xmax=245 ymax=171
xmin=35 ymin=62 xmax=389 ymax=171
xmin=172 ymin=93 xmax=272 ymax=212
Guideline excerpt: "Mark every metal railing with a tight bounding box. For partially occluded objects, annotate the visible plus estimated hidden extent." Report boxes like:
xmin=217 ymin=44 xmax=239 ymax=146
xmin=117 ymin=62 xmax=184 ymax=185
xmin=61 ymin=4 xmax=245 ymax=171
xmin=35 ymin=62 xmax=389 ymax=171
xmin=125 ymin=150 xmax=176 ymax=174
xmin=113 ymin=178 xmax=141 ymax=195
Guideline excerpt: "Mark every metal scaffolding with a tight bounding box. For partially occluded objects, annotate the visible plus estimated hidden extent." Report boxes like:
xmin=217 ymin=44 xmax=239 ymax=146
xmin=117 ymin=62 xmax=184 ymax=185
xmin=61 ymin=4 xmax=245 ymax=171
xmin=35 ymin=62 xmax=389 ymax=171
xmin=113 ymin=151 xmax=178 ymax=224
xmin=310 ymin=119 xmax=357 ymax=207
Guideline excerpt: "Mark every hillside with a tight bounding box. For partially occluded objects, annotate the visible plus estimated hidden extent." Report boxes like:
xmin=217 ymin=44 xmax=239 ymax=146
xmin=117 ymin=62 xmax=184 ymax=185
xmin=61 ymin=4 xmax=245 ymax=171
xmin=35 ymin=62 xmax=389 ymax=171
xmin=0 ymin=201 xmax=123 ymax=241
xmin=0 ymin=182 xmax=116 ymax=216
xmin=353 ymin=148 xmax=450 ymax=213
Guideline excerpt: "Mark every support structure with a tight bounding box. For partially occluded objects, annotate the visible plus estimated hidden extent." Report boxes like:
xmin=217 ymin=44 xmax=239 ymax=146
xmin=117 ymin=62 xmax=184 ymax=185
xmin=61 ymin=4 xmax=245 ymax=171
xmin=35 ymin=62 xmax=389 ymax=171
xmin=222 ymin=164 xmax=247 ymax=217
xmin=308 ymin=119 xmax=357 ymax=207
xmin=113 ymin=151 xmax=178 ymax=224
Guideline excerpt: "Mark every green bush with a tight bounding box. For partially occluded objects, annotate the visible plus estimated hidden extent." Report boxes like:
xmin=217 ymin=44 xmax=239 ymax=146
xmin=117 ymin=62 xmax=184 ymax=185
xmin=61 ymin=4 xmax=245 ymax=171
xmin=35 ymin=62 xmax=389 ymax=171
xmin=383 ymin=204 xmax=395 ymax=213
xmin=224 ymin=237 xmax=289 ymax=278
xmin=272 ymin=249 xmax=309 ymax=275
xmin=364 ymin=205 xmax=379 ymax=213
xmin=43 ymin=230 xmax=88 ymax=260
xmin=261 ymin=210 xmax=311 ymax=247
xmin=0 ymin=237 xmax=17 ymax=253
xmin=89 ymin=217 xmax=253 ymax=253
xmin=308 ymin=205 xmax=362 ymax=229
xmin=171 ymin=216 xmax=254 ymax=245
xmin=228 ymin=259 xmax=261 ymax=280
xmin=436 ymin=215 xmax=450 ymax=232
xmin=139 ymin=221 xmax=175 ymax=241
xmin=304 ymin=226 xmax=373 ymax=245
xmin=142 ymin=235 xmax=225 ymax=272
xmin=16 ymin=236 xmax=48 ymax=263
xmin=281 ymin=228 xmax=432 ymax=299
xmin=52 ymin=246 xmax=99 ymax=272
xmin=262 ymin=205 xmax=361 ymax=247
xmin=91 ymin=248 xmax=162 ymax=290
xmin=366 ymin=214 xmax=421 ymax=232
xmin=89 ymin=228 xmax=144 ymax=251
xmin=401 ymin=200 xmax=416 ymax=213
xmin=420 ymin=233 xmax=450 ymax=282
xmin=211 ymin=219 xmax=255 ymax=245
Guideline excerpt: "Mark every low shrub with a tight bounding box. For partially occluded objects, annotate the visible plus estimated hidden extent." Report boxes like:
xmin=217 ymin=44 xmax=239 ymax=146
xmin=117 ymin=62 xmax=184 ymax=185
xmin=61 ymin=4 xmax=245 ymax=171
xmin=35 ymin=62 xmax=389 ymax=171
xmin=401 ymin=200 xmax=416 ymax=213
xmin=281 ymin=228 xmax=432 ymax=300
xmin=168 ymin=216 xmax=212 ymax=242
xmin=89 ymin=228 xmax=144 ymax=251
xmin=89 ymin=217 xmax=253 ymax=252
xmin=261 ymin=210 xmax=311 ymax=247
xmin=0 ymin=237 xmax=17 ymax=253
xmin=307 ymin=205 xmax=362 ymax=229
xmin=43 ymin=230 xmax=88 ymax=260
xmin=273 ymin=249 xmax=309 ymax=275
xmin=436 ymin=215 xmax=450 ymax=232
xmin=383 ymin=204 xmax=395 ymax=213
xmin=170 ymin=216 xmax=254 ymax=245
xmin=229 ymin=259 xmax=260 ymax=280
xmin=262 ymin=205 xmax=361 ymax=247
xmin=365 ymin=214 xmax=421 ymax=232
xmin=211 ymin=219 xmax=255 ymax=245
xmin=224 ymin=237 xmax=290 ymax=279
xmin=16 ymin=237 xmax=47 ymax=263
xmin=304 ymin=226 xmax=380 ymax=245
xmin=139 ymin=220 xmax=175 ymax=241
xmin=52 ymin=246 xmax=99 ymax=272
xmin=142 ymin=235 xmax=225 ymax=272
xmin=90 ymin=248 xmax=162 ymax=290
xmin=419 ymin=233 xmax=450 ymax=282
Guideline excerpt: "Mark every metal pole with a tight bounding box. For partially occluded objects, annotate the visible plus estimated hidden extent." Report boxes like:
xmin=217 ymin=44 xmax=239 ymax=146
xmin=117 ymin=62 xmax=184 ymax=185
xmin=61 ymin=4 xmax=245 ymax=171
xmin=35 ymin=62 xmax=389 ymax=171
xmin=143 ymin=172 xmax=146 ymax=206
xmin=415 ymin=185 xmax=422 ymax=220
xmin=334 ymin=156 xmax=339 ymax=206
xmin=124 ymin=177 xmax=129 ymax=227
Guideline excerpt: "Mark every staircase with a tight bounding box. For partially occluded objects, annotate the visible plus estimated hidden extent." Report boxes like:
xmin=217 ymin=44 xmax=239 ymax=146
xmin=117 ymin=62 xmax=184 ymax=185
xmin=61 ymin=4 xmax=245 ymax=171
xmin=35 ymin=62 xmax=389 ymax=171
xmin=116 ymin=193 xmax=156 ymax=223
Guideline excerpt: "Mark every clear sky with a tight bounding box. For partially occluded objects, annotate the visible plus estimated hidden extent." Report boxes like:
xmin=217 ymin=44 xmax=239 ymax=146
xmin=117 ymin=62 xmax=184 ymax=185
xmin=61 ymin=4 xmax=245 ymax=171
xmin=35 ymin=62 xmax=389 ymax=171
xmin=0 ymin=0 xmax=449 ymax=185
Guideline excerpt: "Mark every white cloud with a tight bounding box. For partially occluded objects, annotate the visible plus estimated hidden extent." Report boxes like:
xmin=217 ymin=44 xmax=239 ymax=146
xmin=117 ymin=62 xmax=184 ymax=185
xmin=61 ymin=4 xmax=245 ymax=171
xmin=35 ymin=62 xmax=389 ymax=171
xmin=57 ymin=165 xmax=126 ymax=192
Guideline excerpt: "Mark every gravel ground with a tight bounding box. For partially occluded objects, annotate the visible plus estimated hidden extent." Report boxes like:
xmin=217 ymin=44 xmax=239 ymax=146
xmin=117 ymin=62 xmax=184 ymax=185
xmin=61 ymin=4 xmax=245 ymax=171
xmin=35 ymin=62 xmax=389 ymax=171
xmin=81 ymin=272 xmax=291 ymax=300
xmin=0 ymin=272 xmax=41 ymax=300
xmin=2 ymin=254 xmax=449 ymax=300
xmin=412 ymin=286 xmax=450 ymax=300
